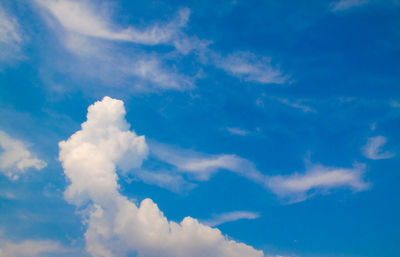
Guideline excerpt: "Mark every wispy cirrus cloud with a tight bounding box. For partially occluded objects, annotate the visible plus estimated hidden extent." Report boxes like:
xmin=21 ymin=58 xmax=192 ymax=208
xmin=330 ymin=0 xmax=368 ymax=11
xmin=58 ymin=96 xmax=264 ymax=257
xmin=35 ymin=0 xmax=288 ymax=92
xmin=0 ymin=5 xmax=24 ymax=64
xmin=226 ymin=127 xmax=249 ymax=136
xmin=0 ymin=130 xmax=47 ymax=180
xmin=362 ymin=136 xmax=395 ymax=160
xmin=390 ymin=100 xmax=400 ymax=108
xmin=213 ymin=52 xmax=288 ymax=84
xmin=266 ymin=164 xmax=369 ymax=203
xmin=149 ymin=138 xmax=369 ymax=203
xmin=150 ymin=142 xmax=265 ymax=182
xmin=201 ymin=211 xmax=260 ymax=227
xmin=0 ymin=239 xmax=72 ymax=257
xmin=36 ymin=0 xmax=190 ymax=47
xmin=274 ymin=97 xmax=315 ymax=113
xmin=35 ymin=0 xmax=197 ymax=91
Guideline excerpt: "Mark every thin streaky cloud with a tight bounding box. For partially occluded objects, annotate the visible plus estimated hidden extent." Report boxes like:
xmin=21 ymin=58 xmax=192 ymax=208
xmin=150 ymin=141 xmax=265 ymax=182
xmin=35 ymin=0 xmax=289 ymax=92
xmin=213 ymin=51 xmax=288 ymax=84
xmin=36 ymin=0 xmax=189 ymax=46
xmin=266 ymin=164 xmax=369 ymax=203
xmin=0 ymin=6 xmax=24 ymax=63
xmin=274 ymin=97 xmax=315 ymax=113
xmin=0 ymin=239 xmax=71 ymax=257
xmin=150 ymin=141 xmax=369 ymax=203
xmin=330 ymin=0 xmax=368 ymax=11
xmin=362 ymin=136 xmax=395 ymax=160
xmin=201 ymin=211 xmax=260 ymax=227
xmin=390 ymin=100 xmax=400 ymax=108
xmin=226 ymin=127 xmax=249 ymax=136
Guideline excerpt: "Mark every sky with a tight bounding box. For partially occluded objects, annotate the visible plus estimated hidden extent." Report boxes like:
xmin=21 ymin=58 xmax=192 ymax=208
xmin=0 ymin=0 xmax=399 ymax=256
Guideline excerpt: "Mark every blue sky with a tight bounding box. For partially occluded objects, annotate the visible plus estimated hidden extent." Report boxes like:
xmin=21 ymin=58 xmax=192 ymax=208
xmin=0 ymin=0 xmax=399 ymax=256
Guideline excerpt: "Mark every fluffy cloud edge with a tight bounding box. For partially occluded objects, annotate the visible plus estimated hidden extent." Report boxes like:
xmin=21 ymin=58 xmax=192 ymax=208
xmin=58 ymin=96 xmax=264 ymax=257
xmin=0 ymin=130 xmax=47 ymax=180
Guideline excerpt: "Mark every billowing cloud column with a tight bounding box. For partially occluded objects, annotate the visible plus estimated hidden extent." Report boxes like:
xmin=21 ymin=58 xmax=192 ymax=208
xmin=59 ymin=96 xmax=263 ymax=257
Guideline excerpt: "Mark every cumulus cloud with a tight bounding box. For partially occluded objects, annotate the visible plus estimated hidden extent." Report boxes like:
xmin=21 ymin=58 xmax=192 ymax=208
xmin=59 ymin=96 xmax=263 ymax=257
xmin=330 ymin=0 xmax=368 ymax=11
xmin=0 ymin=131 xmax=47 ymax=180
xmin=266 ymin=164 xmax=369 ymax=202
xmin=214 ymin=52 xmax=288 ymax=84
xmin=362 ymin=136 xmax=395 ymax=160
xmin=0 ymin=239 xmax=69 ymax=257
xmin=202 ymin=211 xmax=260 ymax=227
xmin=0 ymin=6 xmax=24 ymax=63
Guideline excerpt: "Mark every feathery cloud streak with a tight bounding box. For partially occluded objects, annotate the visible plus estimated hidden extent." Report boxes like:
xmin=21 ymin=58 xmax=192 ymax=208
xmin=150 ymin=142 xmax=369 ymax=202
xmin=35 ymin=0 xmax=287 ymax=91
xmin=0 ymin=6 xmax=24 ymax=64
xmin=202 ymin=211 xmax=260 ymax=227
xmin=362 ymin=136 xmax=395 ymax=160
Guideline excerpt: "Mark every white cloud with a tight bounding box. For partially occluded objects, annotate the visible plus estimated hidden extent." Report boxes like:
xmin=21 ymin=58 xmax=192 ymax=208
xmin=362 ymin=136 xmax=395 ymax=160
xmin=35 ymin=0 xmax=288 ymax=91
xmin=330 ymin=0 xmax=368 ymax=11
xmin=274 ymin=98 xmax=315 ymax=113
xmin=0 ymin=6 xmax=23 ymax=63
xmin=35 ymin=0 xmax=195 ymax=91
xmin=0 ymin=131 xmax=47 ymax=180
xmin=150 ymin=142 xmax=266 ymax=182
xmin=150 ymin=142 xmax=369 ymax=202
xmin=59 ymin=96 xmax=263 ymax=257
xmin=266 ymin=164 xmax=369 ymax=202
xmin=202 ymin=211 xmax=260 ymax=227
xmin=214 ymin=52 xmax=288 ymax=84
xmin=36 ymin=0 xmax=189 ymax=47
xmin=130 ymin=57 xmax=194 ymax=90
xmin=0 ymin=239 xmax=69 ymax=257
xmin=226 ymin=127 xmax=249 ymax=136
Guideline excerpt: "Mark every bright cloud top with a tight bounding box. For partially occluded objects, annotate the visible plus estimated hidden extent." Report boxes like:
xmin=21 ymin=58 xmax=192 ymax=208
xmin=0 ymin=131 xmax=47 ymax=180
xmin=362 ymin=136 xmax=395 ymax=160
xmin=58 ymin=96 xmax=263 ymax=257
